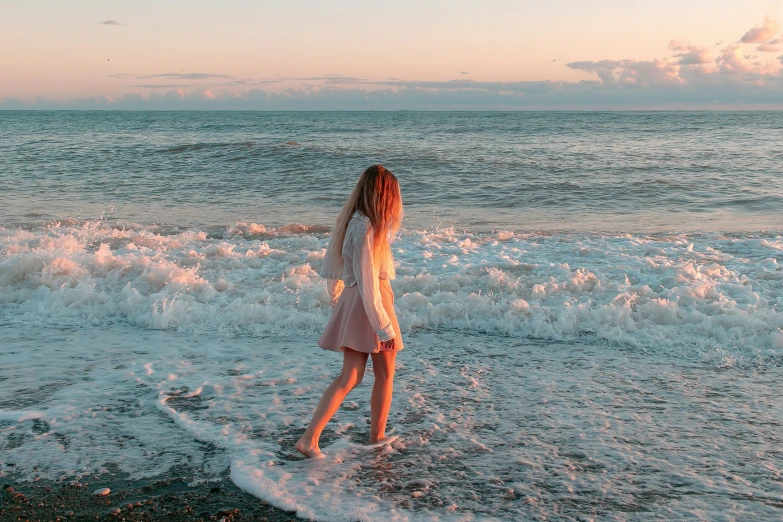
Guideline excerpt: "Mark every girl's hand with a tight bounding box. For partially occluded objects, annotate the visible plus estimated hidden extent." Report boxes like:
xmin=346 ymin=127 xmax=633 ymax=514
xmin=380 ymin=339 xmax=395 ymax=351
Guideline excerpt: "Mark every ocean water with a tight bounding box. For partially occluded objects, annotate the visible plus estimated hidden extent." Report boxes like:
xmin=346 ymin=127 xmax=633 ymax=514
xmin=1 ymin=111 xmax=783 ymax=520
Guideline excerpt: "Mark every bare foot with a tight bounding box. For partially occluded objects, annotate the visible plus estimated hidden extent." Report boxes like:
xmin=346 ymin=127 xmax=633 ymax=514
xmin=295 ymin=436 xmax=322 ymax=459
xmin=369 ymin=434 xmax=385 ymax=444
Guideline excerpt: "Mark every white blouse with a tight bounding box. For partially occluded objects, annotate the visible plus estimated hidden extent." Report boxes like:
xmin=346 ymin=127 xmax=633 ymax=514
xmin=320 ymin=212 xmax=396 ymax=342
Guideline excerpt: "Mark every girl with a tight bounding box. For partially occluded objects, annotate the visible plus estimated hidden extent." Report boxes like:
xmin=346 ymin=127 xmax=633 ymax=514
xmin=296 ymin=165 xmax=404 ymax=459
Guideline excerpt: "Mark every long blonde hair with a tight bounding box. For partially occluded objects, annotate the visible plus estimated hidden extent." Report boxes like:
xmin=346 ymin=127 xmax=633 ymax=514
xmin=332 ymin=165 xmax=403 ymax=259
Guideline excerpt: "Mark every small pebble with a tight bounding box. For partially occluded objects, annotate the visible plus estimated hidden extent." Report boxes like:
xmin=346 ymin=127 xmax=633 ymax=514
xmin=110 ymin=507 xmax=121 ymax=514
xmin=93 ymin=487 xmax=111 ymax=496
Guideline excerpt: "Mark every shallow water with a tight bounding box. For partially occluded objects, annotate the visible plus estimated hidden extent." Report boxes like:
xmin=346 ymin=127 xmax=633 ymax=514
xmin=2 ymin=326 xmax=782 ymax=521
xmin=2 ymin=111 xmax=783 ymax=520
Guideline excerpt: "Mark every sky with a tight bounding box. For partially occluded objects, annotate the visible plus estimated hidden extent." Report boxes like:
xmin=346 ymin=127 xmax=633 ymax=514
xmin=2 ymin=0 xmax=783 ymax=109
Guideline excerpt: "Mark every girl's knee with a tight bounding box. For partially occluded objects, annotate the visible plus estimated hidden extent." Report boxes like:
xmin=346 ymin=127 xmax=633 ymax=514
xmin=374 ymin=366 xmax=395 ymax=382
xmin=371 ymin=356 xmax=396 ymax=381
xmin=354 ymin=368 xmax=365 ymax=386
xmin=340 ymin=348 xmax=368 ymax=389
xmin=338 ymin=368 xmax=364 ymax=389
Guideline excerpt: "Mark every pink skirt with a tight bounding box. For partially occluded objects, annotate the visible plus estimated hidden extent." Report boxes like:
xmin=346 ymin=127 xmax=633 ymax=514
xmin=318 ymin=279 xmax=404 ymax=354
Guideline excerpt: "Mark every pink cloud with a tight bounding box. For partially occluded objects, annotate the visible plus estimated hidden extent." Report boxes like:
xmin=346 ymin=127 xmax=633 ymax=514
xmin=164 ymin=90 xmax=186 ymax=102
xmin=567 ymin=58 xmax=683 ymax=86
xmin=668 ymin=40 xmax=689 ymax=51
xmin=153 ymin=89 xmax=225 ymax=102
xmin=676 ymin=46 xmax=713 ymax=65
xmin=757 ymin=39 xmax=782 ymax=52
xmin=569 ymin=18 xmax=783 ymax=89
xmin=717 ymin=45 xmax=752 ymax=73
xmin=740 ymin=16 xmax=780 ymax=43
xmin=717 ymin=44 xmax=782 ymax=75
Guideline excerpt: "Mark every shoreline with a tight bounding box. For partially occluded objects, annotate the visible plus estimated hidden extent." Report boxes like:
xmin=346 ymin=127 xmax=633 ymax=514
xmin=1 ymin=466 xmax=303 ymax=521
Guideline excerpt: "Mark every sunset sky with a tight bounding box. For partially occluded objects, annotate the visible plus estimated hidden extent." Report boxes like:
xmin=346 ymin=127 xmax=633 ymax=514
xmin=2 ymin=0 xmax=783 ymax=109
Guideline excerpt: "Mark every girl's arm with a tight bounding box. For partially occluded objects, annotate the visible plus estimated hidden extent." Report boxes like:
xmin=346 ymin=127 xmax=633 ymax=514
xmin=353 ymin=223 xmax=396 ymax=342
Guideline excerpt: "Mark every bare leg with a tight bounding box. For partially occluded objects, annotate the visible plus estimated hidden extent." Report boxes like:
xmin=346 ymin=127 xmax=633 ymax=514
xmin=369 ymin=349 xmax=397 ymax=443
xmin=296 ymin=348 xmax=368 ymax=458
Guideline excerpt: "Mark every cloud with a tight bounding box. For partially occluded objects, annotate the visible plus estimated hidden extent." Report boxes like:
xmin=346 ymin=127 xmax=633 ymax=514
xmin=136 ymin=73 xmax=235 ymax=80
xmin=461 ymin=71 xmax=469 ymax=74
xmin=189 ymin=88 xmax=216 ymax=101
xmin=568 ymin=17 xmax=782 ymax=91
xmin=238 ymin=75 xmax=576 ymax=95
xmin=757 ymin=39 xmax=782 ymax=52
xmin=222 ymin=79 xmax=257 ymax=86
xmin=716 ymin=43 xmax=780 ymax=75
xmin=740 ymin=16 xmax=780 ymax=43
xmin=675 ymin=46 xmax=713 ymax=65
xmin=668 ymin=41 xmax=713 ymax=64
xmin=6 ymin=77 xmax=783 ymax=111
xmin=567 ymin=58 xmax=683 ymax=86
xmin=133 ymin=84 xmax=194 ymax=88
xmin=296 ymin=75 xmax=366 ymax=84
xmin=249 ymin=78 xmax=289 ymax=85
xmin=99 ymin=20 xmax=125 ymax=26
xmin=118 ymin=73 xmax=272 ymax=86
xmin=668 ymin=40 xmax=689 ymax=51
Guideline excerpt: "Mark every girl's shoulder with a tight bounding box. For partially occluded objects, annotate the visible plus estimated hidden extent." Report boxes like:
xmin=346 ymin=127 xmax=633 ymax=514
xmin=349 ymin=212 xmax=370 ymax=230
xmin=347 ymin=213 xmax=373 ymax=240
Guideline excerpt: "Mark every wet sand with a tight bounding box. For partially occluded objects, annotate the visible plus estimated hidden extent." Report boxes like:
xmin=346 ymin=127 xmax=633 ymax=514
xmin=1 ymin=466 xmax=303 ymax=521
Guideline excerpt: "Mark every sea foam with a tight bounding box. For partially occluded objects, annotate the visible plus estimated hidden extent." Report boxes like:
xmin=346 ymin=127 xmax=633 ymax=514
xmin=1 ymin=220 xmax=781 ymax=366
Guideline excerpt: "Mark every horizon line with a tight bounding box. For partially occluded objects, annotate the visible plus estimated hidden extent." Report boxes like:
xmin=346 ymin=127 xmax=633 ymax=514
xmin=3 ymin=108 xmax=783 ymax=112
